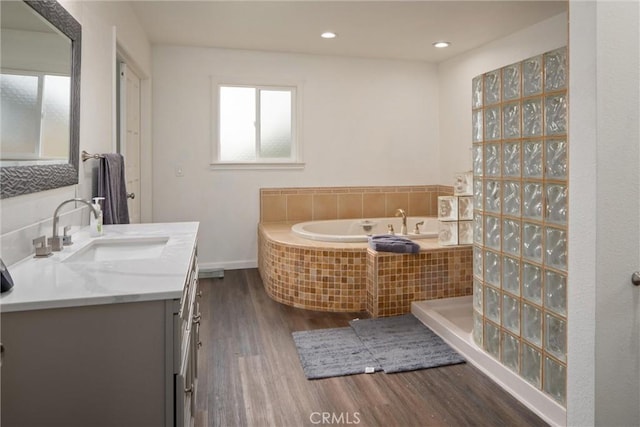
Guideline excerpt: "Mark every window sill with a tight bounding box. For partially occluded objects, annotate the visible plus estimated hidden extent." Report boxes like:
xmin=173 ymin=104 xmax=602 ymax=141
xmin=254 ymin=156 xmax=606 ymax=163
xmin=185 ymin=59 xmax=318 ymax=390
xmin=209 ymin=162 xmax=305 ymax=171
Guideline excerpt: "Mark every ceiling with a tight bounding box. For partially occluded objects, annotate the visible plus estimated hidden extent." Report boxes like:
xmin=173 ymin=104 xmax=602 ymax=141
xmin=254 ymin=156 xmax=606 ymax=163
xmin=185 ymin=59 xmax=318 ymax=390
xmin=130 ymin=1 xmax=567 ymax=63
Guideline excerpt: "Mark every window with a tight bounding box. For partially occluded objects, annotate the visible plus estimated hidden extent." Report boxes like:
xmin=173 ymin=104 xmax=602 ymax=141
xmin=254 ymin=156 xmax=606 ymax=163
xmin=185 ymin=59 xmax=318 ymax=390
xmin=1 ymin=72 xmax=70 ymax=160
xmin=213 ymin=84 xmax=301 ymax=167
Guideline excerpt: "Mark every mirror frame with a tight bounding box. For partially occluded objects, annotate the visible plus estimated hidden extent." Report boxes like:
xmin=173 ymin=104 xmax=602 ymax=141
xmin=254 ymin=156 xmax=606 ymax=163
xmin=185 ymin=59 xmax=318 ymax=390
xmin=0 ymin=0 xmax=81 ymax=199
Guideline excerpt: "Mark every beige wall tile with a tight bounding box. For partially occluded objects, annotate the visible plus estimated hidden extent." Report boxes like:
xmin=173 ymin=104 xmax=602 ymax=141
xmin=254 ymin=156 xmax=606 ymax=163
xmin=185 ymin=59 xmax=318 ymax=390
xmin=260 ymin=189 xmax=282 ymax=196
xmin=261 ymin=195 xmax=287 ymax=222
xmin=313 ymin=194 xmax=338 ymax=220
xmin=287 ymin=194 xmax=313 ymax=221
xmin=427 ymin=192 xmax=438 ymax=216
xmin=261 ymin=185 xmax=447 ymax=221
xmin=281 ymin=189 xmax=300 ymax=195
xmin=330 ymin=187 xmax=351 ymax=194
xmin=312 ymin=188 xmax=334 ymax=194
xmin=338 ymin=194 xmax=363 ymax=219
xmin=408 ymin=193 xmax=430 ymax=216
xmin=385 ymin=192 xmax=409 ymax=216
xmin=363 ymin=193 xmax=386 ymax=218
xmin=438 ymin=185 xmax=454 ymax=196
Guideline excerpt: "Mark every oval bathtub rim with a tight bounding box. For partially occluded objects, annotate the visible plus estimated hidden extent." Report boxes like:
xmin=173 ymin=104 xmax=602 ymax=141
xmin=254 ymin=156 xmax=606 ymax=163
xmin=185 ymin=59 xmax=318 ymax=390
xmin=291 ymin=217 xmax=439 ymax=243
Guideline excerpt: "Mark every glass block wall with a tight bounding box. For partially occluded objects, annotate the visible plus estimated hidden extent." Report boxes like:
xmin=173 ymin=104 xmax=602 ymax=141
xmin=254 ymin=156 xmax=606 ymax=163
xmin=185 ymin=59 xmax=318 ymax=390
xmin=471 ymin=47 xmax=568 ymax=406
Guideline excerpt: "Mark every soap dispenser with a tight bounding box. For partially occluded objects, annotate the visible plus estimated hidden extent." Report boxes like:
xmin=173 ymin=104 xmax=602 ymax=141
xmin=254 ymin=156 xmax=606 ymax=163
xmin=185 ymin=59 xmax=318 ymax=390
xmin=90 ymin=197 xmax=105 ymax=237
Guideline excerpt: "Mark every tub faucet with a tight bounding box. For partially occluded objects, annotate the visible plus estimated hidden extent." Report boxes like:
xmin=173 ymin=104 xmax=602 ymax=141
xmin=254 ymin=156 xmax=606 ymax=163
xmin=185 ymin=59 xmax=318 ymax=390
xmin=395 ymin=208 xmax=407 ymax=235
xmin=50 ymin=198 xmax=99 ymax=251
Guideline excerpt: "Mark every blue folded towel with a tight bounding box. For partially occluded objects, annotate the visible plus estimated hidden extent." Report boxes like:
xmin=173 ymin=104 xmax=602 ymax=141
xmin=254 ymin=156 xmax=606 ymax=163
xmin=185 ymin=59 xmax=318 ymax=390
xmin=368 ymin=235 xmax=420 ymax=254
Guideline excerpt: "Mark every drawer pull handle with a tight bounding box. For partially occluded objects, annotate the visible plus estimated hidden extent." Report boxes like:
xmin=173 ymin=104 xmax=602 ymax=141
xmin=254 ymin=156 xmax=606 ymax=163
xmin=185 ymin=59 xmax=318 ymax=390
xmin=184 ymin=384 xmax=193 ymax=394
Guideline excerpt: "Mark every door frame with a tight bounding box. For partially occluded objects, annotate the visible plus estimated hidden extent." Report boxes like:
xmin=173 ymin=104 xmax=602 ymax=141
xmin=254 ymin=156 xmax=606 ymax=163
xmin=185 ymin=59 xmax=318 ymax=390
xmin=115 ymin=42 xmax=152 ymax=223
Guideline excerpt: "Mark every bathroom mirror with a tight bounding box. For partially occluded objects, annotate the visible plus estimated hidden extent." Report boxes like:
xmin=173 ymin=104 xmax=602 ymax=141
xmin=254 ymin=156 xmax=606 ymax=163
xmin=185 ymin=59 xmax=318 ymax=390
xmin=0 ymin=0 xmax=81 ymax=198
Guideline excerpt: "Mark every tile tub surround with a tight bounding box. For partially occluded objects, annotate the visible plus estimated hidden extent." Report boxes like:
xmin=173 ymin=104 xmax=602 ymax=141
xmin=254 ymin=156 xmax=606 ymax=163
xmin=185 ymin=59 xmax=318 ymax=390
xmin=259 ymin=226 xmax=367 ymax=312
xmin=258 ymin=222 xmax=472 ymax=316
xmin=260 ymin=185 xmax=454 ymax=223
xmin=367 ymin=246 xmax=473 ymax=318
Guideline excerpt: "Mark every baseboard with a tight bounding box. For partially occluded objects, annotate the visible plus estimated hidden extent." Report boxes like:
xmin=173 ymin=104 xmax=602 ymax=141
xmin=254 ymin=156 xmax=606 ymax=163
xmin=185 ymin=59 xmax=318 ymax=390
xmin=198 ymin=259 xmax=257 ymax=274
xmin=199 ymin=268 xmax=224 ymax=279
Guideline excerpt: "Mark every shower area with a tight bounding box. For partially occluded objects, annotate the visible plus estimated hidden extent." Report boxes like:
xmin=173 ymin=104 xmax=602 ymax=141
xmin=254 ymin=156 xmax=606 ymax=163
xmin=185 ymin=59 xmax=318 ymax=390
xmin=413 ymin=46 xmax=568 ymax=426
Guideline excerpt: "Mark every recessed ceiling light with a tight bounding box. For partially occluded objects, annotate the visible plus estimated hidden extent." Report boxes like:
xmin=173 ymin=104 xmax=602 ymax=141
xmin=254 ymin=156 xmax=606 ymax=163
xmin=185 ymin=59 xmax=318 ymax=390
xmin=321 ymin=32 xmax=337 ymax=39
xmin=433 ymin=41 xmax=451 ymax=48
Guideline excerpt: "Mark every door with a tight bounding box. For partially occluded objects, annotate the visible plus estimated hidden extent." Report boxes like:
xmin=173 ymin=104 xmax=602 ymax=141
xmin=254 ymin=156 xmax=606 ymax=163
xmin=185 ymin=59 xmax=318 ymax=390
xmin=118 ymin=62 xmax=141 ymax=224
xmin=592 ymin=1 xmax=640 ymax=424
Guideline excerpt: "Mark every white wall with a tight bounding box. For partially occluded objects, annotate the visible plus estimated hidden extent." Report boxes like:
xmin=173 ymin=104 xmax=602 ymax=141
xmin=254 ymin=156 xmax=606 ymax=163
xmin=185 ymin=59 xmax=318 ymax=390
xmin=151 ymin=46 xmax=439 ymax=269
xmin=437 ymin=13 xmax=568 ymax=184
xmin=0 ymin=1 xmax=150 ymax=262
xmin=59 ymin=0 xmax=151 ymax=203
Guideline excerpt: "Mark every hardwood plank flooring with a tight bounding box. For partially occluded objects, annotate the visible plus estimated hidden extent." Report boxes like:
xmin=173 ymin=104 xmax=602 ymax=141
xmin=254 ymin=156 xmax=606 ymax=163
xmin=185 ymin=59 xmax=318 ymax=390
xmin=195 ymin=269 xmax=548 ymax=427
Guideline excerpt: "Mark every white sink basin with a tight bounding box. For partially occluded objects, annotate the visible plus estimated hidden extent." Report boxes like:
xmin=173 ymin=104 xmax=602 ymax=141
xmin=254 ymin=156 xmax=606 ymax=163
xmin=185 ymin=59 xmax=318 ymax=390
xmin=64 ymin=237 xmax=170 ymax=263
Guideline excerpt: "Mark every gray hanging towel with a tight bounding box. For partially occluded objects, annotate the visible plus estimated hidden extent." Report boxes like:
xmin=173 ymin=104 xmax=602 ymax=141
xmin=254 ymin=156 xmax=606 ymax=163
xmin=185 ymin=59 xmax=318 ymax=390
xmin=98 ymin=153 xmax=130 ymax=225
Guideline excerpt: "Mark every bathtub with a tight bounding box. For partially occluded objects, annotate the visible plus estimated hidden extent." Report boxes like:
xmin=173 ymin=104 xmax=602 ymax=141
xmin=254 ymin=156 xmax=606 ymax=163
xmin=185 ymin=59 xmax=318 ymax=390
xmin=259 ymin=221 xmax=472 ymax=315
xmin=291 ymin=217 xmax=438 ymax=242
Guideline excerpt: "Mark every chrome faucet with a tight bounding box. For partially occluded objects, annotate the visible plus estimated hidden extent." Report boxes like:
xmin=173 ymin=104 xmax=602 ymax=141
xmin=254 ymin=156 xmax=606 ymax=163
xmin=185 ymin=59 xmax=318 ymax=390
xmin=395 ymin=208 xmax=407 ymax=235
xmin=50 ymin=198 xmax=99 ymax=251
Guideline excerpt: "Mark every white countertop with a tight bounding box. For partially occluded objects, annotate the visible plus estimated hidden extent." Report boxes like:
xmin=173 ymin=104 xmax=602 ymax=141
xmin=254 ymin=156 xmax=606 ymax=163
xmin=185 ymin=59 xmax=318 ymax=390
xmin=0 ymin=222 xmax=199 ymax=313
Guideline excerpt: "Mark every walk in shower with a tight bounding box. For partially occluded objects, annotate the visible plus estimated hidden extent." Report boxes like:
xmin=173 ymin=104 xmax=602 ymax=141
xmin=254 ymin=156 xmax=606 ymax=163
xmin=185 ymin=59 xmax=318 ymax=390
xmin=414 ymin=46 xmax=568 ymax=426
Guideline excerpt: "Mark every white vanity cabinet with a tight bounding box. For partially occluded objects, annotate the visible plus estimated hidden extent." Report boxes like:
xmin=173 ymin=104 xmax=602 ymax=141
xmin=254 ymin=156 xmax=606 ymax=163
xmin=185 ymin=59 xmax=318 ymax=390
xmin=0 ymin=223 xmax=200 ymax=427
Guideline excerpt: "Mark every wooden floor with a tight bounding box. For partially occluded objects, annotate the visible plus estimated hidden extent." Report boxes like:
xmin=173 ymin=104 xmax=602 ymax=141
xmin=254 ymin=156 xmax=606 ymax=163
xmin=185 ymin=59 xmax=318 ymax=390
xmin=195 ymin=269 xmax=548 ymax=427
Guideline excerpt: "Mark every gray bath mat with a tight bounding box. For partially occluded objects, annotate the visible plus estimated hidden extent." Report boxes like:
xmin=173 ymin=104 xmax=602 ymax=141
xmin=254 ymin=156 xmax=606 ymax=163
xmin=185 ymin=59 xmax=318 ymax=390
xmin=349 ymin=314 xmax=465 ymax=374
xmin=292 ymin=315 xmax=464 ymax=379
xmin=292 ymin=327 xmax=382 ymax=379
